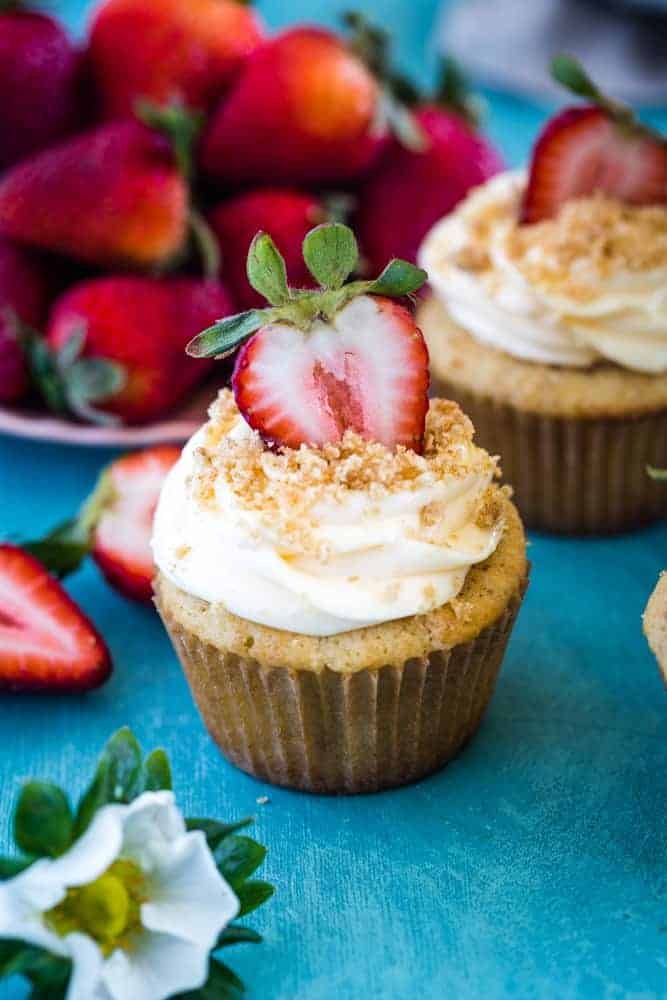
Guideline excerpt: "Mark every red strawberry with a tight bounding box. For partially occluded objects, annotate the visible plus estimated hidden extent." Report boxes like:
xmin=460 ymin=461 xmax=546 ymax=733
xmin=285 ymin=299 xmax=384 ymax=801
xmin=356 ymin=105 xmax=502 ymax=273
xmin=47 ymin=276 xmax=233 ymax=424
xmin=92 ymin=446 xmax=181 ymax=602
xmin=0 ymin=121 xmax=188 ymax=270
xmin=0 ymin=10 xmax=82 ymax=170
xmin=521 ymin=56 xmax=667 ymax=223
xmin=0 ymin=238 xmax=47 ymax=403
xmin=200 ymin=27 xmax=385 ymax=186
xmin=0 ymin=544 xmax=111 ymax=692
xmin=89 ymin=0 xmax=264 ymax=118
xmin=209 ymin=189 xmax=327 ymax=310
xmin=233 ymin=295 xmax=429 ymax=451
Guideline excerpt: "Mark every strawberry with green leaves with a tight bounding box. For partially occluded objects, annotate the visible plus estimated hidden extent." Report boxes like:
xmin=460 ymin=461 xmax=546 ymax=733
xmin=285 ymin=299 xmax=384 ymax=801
xmin=521 ymin=56 xmax=666 ymax=223
xmin=188 ymin=222 xmax=430 ymax=452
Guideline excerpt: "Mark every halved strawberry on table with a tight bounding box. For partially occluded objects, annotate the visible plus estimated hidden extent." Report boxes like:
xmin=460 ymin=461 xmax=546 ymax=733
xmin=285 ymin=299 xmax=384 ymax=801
xmin=521 ymin=55 xmax=667 ymax=224
xmin=0 ymin=545 xmax=111 ymax=693
xmin=187 ymin=222 xmax=430 ymax=452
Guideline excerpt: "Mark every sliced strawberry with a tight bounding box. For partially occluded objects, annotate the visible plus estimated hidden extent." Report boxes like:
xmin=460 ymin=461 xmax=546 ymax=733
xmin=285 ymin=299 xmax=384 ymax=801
xmin=92 ymin=445 xmax=181 ymax=603
xmin=232 ymin=295 xmax=429 ymax=452
xmin=0 ymin=545 xmax=111 ymax=692
xmin=522 ymin=105 xmax=667 ymax=224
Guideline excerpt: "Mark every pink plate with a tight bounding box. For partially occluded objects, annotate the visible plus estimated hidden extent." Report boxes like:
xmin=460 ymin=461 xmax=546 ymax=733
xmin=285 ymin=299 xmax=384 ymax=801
xmin=0 ymin=380 xmax=221 ymax=447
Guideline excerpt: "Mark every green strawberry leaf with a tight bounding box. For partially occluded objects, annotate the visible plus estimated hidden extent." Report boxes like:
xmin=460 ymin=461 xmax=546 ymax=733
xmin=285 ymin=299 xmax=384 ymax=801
xmin=176 ymin=957 xmax=245 ymax=999
xmin=142 ymin=749 xmax=173 ymax=792
xmin=302 ymin=223 xmax=359 ymax=289
xmin=247 ymin=232 xmax=290 ymax=306
xmin=215 ymin=925 xmax=262 ymax=948
xmin=367 ymin=258 xmax=427 ymax=297
xmin=0 ymin=855 xmax=35 ymax=879
xmin=63 ymin=355 xmax=126 ymax=427
xmin=186 ymin=310 xmax=270 ymax=359
xmin=136 ymin=98 xmax=205 ymax=182
xmin=236 ymin=880 xmax=274 ymax=917
xmin=186 ymin=818 xmax=253 ymax=851
xmin=14 ymin=783 xmax=73 ymax=858
xmin=74 ymin=728 xmax=143 ymax=836
xmin=551 ymin=54 xmax=608 ymax=105
xmin=214 ymin=836 xmax=267 ymax=890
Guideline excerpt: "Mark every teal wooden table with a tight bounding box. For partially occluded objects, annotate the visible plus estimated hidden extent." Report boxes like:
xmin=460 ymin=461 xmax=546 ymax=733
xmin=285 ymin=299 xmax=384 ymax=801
xmin=2 ymin=3 xmax=667 ymax=997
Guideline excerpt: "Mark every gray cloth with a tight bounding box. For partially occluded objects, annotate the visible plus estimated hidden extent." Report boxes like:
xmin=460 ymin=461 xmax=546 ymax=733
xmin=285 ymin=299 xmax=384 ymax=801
xmin=439 ymin=0 xmax=667 ymax=104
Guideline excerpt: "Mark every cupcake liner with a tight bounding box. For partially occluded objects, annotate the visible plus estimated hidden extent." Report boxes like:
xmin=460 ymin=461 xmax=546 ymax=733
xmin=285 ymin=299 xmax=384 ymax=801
xmin=431 ymin=378 xmax=667 ymax=534
xmin=156 ymin=583 xmax=526 ymax=795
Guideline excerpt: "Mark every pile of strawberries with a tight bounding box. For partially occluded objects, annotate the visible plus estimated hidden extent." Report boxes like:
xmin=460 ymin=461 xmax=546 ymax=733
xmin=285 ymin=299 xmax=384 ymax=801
xmin=0 ymin=0 xmax=502 ymax=423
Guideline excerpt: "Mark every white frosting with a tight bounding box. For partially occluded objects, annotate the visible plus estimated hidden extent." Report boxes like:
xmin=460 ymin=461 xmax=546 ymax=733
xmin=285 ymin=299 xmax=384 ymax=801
xmin=419 ymin=171 xmax=667 ymax=373
xmin=152 ymin=415 xmax=503 ymax=637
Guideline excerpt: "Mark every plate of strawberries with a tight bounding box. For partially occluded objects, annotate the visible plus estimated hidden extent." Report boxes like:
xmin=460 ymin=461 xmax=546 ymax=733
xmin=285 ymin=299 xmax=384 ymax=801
xmin=0 ymin=0 xmax=502 ymax=446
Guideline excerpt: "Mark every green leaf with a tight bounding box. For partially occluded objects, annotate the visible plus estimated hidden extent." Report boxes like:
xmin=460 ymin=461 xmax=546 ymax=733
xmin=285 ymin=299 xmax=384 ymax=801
xmin=378 ymin=90 xmax=429 ymax=152
xmin=236 ymin=880 xmax=274 ymax=917
xmin=215 ymin=924 xmax=262 ymax=948
xmin=142 ymin=749 xmax=172 ymax=791
xmin=0 ymin=855 xmax=35 ymax=879
xmin=648 ymin=465 xmax=667 ymax=481
xmin=367 ymin=258 xmax=427 ymax=297
xmin=0 ymin=941 xmax=34 ymax=979
xmin=63 ymin=356 xmax=126 ymax=426
xmin=186 ymin=817 xmax=253 ymax=851
xmin=74 ymin=728 xmax=143 ymax=836
xmin=55 ymin=329 xmax=85 ymax=370
xmin=14 ymin=783 xmax=73 ymax=858
xmin=176 ymin=957 xmax=245 ymax=999
xmin=214 ymin=836 xmax=266 ymax=890
xmin=551 ymin=54 xmax=603 ymax=103
xmin=189 ymin=207 xmax=222 ymax=281
xmin=186 ymin=310 xmax=269 ymax=359
xmin=136 ymin=98 xmax=204 ymax=181
xmin=302 ymin=223 xmax=359 ymax=289
xmin=0 ymin=943 xmax=70 ymax=995
xmin=246 ymin=232 xmax=290 ymax=306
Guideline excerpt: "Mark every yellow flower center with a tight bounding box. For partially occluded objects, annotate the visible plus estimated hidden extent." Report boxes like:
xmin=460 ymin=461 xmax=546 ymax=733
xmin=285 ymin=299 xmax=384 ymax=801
xmin=45 ymin=860 xmax=146 ymax=956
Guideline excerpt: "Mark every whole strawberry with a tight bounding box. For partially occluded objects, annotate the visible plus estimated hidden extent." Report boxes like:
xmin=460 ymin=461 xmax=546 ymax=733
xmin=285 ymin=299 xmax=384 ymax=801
xmin=89 ymin=0 xmax=264 ymax=118
xmin=0 ymin=7 xmax=82 ymax=170
xmin=209 ymin=189 xmax=328 ymax=310
xmin=521 ymin=56 xmax=667 ymax=223
xmin=200 ymin=23 xmax=422 ymax=187
xmin=0 ymin=238 xmax=47 ymax=403
xmin=356 ymin=64 xmax=503 ymax=273
xmin=0 ymin=121 xmax=188 ymax=270
xmin=188 ymin=223 xmax=430 ymax=452
xmin=47 ymin=276 xmax=233 ymax=424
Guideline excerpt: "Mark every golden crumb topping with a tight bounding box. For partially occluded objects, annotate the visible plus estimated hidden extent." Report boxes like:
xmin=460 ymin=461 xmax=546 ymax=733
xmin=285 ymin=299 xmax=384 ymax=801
xmin=506 ymin=195 xmax=667 ymax=301
xmin=191 ymin=391 xmax=498 ymax=553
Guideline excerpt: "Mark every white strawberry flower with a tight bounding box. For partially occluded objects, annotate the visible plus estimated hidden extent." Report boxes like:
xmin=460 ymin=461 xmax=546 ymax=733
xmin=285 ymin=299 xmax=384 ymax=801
xmin=0 ymin=791 xmax=239 ymax=1000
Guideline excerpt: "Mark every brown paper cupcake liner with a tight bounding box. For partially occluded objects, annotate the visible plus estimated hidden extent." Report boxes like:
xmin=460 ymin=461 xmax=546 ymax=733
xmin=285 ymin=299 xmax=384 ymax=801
xmin=431 ymin=378 xmax=667 ymax=535
xmin=156 ymin=583 xmax=526 ymax=795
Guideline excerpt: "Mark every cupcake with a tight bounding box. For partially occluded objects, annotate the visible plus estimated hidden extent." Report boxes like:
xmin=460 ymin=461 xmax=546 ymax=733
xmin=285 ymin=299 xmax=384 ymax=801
xmin=153 ymin=223 xmax=528 ymax=794
xmin=418 ymin=58 xmax=667 ymax=534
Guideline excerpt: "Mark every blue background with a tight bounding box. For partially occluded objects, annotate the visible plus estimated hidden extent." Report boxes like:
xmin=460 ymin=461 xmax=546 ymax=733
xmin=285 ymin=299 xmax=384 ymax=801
xmin=2 ymin=2 xmax=667 ymax=998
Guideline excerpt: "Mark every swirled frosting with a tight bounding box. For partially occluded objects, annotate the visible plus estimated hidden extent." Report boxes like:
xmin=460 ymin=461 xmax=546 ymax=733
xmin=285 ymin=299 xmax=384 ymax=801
xmin=419 ymin=171 xmax=667 ymax=373
xmin=152 ymin=391 xmax=504 ymax=637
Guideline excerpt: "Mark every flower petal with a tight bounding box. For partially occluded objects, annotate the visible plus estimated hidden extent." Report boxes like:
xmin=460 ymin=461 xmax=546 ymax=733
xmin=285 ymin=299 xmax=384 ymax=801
xmin=102 ymin=931 xmax=210 ymax=1000
xmin=140 ymin=829 xmax=239 ymax=949
xmin=118 ymin=792 xmax=184 ymax=874
xmin=65 ymin=933 xmax=109 ymax=1000
xmin=42 ymin=804 xmax=126 ymax=890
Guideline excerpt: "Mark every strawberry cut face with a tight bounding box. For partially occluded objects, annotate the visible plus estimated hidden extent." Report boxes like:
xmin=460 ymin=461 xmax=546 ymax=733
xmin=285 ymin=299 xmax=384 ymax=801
xmin=0 ymin=544 xmax=111 ymax=692
xmin=521 ymin=106 xmax=667 ymax=224
xmin=232 ymin=295 xmax=429 ymax=452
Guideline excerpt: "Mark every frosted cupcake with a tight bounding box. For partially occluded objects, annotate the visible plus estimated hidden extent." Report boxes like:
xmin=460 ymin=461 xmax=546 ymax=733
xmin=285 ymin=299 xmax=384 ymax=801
xmin=418 ymin=58 xmax=667 ymax=534
xmin=153 ymin=224 xmax=528 ymax=793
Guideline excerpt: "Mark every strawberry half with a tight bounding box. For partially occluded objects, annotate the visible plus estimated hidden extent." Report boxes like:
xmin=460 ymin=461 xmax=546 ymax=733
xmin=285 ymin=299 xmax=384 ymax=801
xmin=92 ymin=445 xmax=181 ymax=603
xmin=0 ymin=544 xmax=111 ymax=693
xmin=233 ymin=297 xmax=429 ymax=451
xmin=187 ymin=222 xmax=429 ymax=453
xmin=522 ymin=56 xmax=667 ymax=223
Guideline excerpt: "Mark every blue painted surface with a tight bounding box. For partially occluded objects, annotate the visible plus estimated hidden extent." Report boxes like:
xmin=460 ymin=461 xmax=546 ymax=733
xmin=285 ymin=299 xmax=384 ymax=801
xmin=2 ymin=2 xmax=667 ymax=998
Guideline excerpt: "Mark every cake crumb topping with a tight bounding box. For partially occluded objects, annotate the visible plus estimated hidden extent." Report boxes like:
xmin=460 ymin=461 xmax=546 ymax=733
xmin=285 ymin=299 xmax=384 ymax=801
xmin=192 ymin=390 xmax=499 ymax=553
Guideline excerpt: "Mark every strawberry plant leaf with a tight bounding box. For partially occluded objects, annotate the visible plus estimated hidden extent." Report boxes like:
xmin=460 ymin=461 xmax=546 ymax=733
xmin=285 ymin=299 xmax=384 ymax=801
xmin=367 ymin=258 xmax=427 ymax=297
xmin=236 ymin=880 xmax=274 ymax=917
xmin=74 ymin=728 xmax=143 ymax=836
xmin=14 ymin=783 xmax=73 ymax=858
xmin=186 ymin=817 xmax=253 ymax=850
xmin=551 ymin=54 xmax=606 ymax=104
xmin=302 ymin=223 xmax=359 ymax=289
xmin=213 ymin=835 xmax=267 ymax=890
xmin=215 ymin=925 xmax=262 ymax=948
xmin=187 ymin=310 xmax=269 ymax=358
xmin=63 ymin=356 xmax=126 ymax=426
xmin=0 ymin=855 xmax=34 ymax=879
xmin=247 ymin=232 xmax=290 ymax=306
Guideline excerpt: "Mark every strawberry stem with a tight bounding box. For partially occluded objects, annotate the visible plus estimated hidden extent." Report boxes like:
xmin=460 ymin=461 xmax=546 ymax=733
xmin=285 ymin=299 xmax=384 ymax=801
xmin=135 ymin=99 xmax=204 ymax=182
xmin=189 ymin=208 xmax=221 ymax=281
xmin=434 ymin=58 xmax=482 ymax=127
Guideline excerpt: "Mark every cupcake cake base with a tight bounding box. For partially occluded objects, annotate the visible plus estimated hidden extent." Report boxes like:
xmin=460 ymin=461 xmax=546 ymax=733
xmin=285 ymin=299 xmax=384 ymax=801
xmin=155 ymin=495 xmax=528 ymax=795
xmin=420 ymin=297 xmax=667 ymax=535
